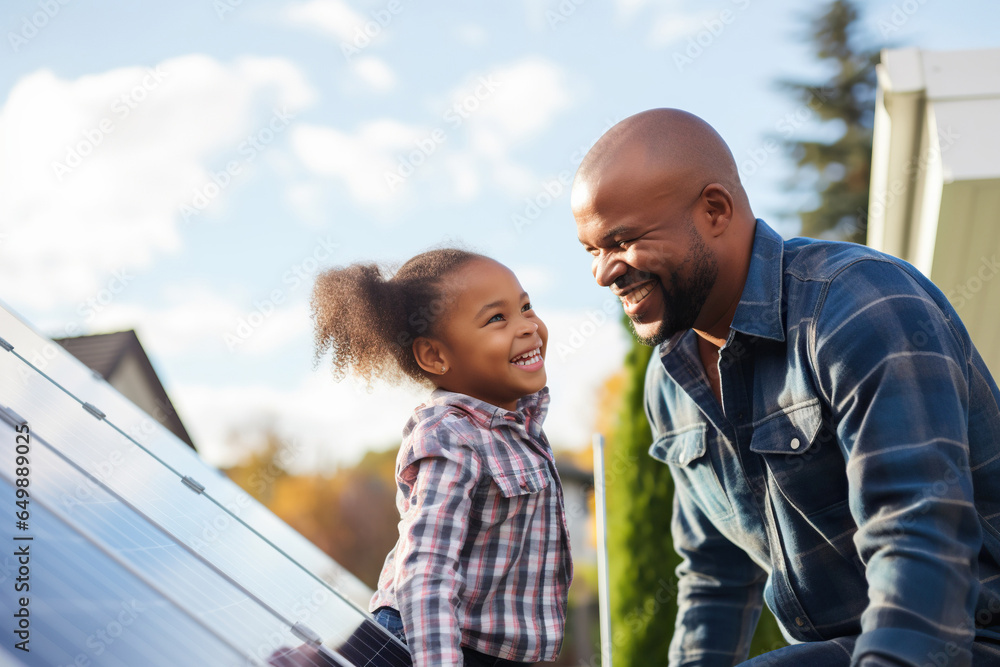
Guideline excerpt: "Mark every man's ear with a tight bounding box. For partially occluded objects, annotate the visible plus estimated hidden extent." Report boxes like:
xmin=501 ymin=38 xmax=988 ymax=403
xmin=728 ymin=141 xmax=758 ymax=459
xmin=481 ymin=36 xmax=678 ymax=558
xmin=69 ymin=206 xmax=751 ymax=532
xmin=413 ymin=337 xmax=449 ymax=375
xmin=699 ymin=183 xmax=734 ymax=237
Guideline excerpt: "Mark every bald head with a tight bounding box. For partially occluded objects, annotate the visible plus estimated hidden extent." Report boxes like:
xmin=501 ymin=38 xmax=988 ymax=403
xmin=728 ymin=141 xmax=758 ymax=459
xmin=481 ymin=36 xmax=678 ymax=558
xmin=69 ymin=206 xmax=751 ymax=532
xmin=572 ymin=108 xmax=751 ymax=219
xmin=572 ymin=109 xmax=758 ymax=346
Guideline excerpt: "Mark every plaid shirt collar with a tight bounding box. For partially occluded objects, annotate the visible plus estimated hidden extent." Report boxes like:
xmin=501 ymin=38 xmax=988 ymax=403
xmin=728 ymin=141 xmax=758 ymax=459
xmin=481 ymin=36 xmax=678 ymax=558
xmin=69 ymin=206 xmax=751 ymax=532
xmin=424 ymin=387 xmax=550 ymax=439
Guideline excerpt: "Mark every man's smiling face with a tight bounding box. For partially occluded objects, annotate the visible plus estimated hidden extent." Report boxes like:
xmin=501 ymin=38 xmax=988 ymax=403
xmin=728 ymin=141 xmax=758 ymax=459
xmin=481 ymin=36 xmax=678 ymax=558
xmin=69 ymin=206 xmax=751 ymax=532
xmin=573 ymin=174 xmax=719 ymax=347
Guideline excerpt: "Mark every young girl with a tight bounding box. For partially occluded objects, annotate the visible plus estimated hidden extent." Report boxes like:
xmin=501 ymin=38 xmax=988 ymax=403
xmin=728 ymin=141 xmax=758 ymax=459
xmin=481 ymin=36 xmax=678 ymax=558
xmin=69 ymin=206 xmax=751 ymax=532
xmin=311 ymin=248 xmax=573 ymax=667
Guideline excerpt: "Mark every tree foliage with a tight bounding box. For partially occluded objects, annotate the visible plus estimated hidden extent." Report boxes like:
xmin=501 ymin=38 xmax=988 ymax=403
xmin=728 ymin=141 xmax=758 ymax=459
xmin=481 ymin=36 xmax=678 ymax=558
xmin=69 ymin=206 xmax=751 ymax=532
xmin=603 ymin=331 xmax=677 ymax=666
xmin=225 ymin=431 xmax=399 ymax=589
xmin=779 ymin=0 xmax=881 ymax=243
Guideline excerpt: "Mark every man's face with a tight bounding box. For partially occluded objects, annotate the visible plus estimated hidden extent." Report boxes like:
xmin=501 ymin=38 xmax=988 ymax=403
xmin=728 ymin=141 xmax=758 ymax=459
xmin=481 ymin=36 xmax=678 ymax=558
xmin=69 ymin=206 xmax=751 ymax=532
xmin=574 ymin=182 xmax=719 ymax=346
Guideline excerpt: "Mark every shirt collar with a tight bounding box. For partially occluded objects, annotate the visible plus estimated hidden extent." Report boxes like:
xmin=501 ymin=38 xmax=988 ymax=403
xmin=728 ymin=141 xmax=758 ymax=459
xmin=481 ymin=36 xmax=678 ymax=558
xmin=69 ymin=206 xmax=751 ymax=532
xmin=426 ymin=387 xmax=550 ymax=434
xmin=729 ymin=218 xmax=786 ymax=342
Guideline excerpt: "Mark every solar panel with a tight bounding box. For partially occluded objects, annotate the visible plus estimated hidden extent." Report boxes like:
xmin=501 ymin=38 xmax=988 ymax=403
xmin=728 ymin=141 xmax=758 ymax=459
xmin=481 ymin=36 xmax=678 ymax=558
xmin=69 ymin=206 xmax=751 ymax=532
xmin=0 ymin=303 xmax=411 ymax=667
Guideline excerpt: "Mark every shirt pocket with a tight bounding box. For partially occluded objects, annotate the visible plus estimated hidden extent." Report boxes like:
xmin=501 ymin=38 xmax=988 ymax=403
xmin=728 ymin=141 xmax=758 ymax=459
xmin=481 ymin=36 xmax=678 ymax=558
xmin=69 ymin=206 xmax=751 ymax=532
xmin=474 ymin=465 xmax=551 ymax=527
xmin=490 ymin=465 xmax=551 ymax=497
xmin=749 ymin=399 xmax=848 ymax=516
xmin=650 ymin=425 xmax=733 ymax=521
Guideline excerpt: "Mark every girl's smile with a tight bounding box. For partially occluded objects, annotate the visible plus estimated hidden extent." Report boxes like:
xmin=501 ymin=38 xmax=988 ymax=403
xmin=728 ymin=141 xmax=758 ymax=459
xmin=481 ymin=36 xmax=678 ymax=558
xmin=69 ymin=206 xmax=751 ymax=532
xmin=510 ymin=346 xmax=544 ymax=370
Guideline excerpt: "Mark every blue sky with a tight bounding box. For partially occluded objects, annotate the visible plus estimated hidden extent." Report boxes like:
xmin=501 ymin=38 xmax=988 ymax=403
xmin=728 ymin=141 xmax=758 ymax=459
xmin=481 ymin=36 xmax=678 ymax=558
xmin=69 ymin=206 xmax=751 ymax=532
xmin=2 ymin=0 xmax=998 ymax=471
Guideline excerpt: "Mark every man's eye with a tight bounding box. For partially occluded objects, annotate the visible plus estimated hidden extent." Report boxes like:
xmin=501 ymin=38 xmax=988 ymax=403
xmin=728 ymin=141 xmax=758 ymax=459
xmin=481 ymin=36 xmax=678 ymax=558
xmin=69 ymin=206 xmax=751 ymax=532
xmin=521 ymin=302 xmax=533 ymax=312
xmin=488 ymin=313 xmax=504 ymax=323
xmin=617 ymin=239 xmax=631 ymax=249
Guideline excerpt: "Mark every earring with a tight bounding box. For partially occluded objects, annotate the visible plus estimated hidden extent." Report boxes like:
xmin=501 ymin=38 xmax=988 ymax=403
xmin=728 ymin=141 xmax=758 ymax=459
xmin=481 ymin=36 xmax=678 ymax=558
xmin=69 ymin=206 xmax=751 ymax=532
xmin=441 ymin=366 xmax=447 ymax=373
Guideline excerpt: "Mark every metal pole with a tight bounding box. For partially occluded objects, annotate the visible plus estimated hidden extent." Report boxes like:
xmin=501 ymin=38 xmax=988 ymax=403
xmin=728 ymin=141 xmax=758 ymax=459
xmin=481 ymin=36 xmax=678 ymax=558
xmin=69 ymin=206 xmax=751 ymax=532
xmin=592 ymin=432 xmax=613 ymax=667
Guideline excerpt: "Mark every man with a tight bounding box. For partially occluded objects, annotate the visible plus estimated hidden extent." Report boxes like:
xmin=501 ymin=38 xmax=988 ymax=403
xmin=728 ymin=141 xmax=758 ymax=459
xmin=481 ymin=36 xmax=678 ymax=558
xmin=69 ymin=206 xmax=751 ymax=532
xmin=571 ymin=108 xmax=1000 ymax=666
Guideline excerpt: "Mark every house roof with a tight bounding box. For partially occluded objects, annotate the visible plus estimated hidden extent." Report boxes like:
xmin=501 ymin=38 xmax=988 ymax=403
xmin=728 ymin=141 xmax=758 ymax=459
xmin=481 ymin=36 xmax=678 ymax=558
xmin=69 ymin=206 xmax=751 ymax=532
xmin=55 ymin=329 xmax=136 ymax=377
xmin=868 ymin=46 xmax=1000 ymax=376
xmin=54 ymin=329 xmax=197 ymax=450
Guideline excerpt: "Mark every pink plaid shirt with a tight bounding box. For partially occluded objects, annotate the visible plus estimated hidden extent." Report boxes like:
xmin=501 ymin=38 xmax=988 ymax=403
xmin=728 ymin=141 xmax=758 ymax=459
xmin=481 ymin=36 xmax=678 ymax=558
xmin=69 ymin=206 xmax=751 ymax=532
xmin=370 ymin=387 xmax=573 ymax=666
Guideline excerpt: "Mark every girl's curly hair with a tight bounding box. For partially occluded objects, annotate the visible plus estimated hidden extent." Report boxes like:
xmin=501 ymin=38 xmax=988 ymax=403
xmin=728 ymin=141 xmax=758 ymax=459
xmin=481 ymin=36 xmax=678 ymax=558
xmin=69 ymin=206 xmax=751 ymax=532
xmin=311 ymin=248 xmax=487 ymax=386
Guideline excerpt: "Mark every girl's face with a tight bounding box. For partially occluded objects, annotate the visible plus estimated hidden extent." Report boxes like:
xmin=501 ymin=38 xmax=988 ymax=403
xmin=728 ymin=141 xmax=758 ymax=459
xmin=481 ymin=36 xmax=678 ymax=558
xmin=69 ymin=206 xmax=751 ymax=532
xmin=434 ymin=258 xmax=548 ymax=411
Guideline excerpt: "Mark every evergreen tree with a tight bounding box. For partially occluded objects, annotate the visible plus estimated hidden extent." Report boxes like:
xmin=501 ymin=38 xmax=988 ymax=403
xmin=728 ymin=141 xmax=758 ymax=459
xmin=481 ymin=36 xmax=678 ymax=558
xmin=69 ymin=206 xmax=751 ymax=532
xmin=604 ymin=329 xmax=676 ymax=666
xmin=779 ymin=0 xmax=881 ymax=243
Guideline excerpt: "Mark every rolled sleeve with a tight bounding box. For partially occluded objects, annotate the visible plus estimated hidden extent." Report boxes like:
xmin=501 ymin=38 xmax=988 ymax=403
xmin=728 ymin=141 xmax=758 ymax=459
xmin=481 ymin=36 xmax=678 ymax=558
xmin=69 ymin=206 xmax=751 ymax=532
xmin=812 ymin=259 xmax=980 ymax=667
xmin=395 ymin=441 xmax=482 ymax=667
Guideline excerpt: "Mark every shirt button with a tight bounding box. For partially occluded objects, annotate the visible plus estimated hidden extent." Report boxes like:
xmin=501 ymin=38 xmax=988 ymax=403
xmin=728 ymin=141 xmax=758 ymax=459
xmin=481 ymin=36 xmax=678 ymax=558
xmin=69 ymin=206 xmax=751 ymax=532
xmin=790 ymin=437 xmax=801 ymax=450
xmin=795 ymin=616 xmax=805 ymax=627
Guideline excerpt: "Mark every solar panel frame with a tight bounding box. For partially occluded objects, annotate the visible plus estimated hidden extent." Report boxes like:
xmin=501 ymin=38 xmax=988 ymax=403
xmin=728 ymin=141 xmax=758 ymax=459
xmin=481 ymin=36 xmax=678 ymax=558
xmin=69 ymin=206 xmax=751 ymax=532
xmin=0 ymin=304 xmax=411 ymax=667
xmin=0 ymin=305 xmax=375 ymax=609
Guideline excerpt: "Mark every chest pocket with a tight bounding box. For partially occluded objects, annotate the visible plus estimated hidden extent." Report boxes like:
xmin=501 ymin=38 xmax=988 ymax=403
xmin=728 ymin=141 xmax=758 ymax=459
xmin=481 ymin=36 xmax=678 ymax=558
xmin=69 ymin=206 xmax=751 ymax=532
xmin=490 ymin=465 xmax=550 ymax=497
xmin=650 ymin=425 xmax=733 ymax=521
xmin=473 ymin=464 xmax=551 ymax=527
xmin=749 ymin=399 xmax=848 ymax=516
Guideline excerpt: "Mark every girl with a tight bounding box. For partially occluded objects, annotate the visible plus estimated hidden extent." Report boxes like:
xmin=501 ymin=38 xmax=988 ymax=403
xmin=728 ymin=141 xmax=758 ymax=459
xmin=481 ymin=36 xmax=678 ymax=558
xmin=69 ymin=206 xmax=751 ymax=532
xmin=311 ymin=248 xmax=573 ymax=667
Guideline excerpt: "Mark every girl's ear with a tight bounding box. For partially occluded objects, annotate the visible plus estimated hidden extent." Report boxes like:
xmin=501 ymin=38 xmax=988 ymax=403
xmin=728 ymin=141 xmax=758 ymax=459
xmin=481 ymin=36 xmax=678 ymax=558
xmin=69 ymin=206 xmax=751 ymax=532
xmin=413 ymin=337 xmax=450 ymax=376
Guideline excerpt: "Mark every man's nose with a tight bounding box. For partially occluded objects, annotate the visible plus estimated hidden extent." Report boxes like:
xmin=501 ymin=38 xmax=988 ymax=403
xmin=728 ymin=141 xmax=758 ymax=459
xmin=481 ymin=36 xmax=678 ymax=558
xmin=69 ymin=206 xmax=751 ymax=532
xmin=593 ymin=253 xmax=627 ymax=288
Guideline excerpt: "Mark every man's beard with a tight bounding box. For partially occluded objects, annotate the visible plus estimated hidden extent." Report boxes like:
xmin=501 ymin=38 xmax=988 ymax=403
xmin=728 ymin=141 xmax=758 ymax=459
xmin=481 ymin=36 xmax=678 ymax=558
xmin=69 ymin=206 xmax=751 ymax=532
xmin=628 ymin=230 xmax=718 ymax=347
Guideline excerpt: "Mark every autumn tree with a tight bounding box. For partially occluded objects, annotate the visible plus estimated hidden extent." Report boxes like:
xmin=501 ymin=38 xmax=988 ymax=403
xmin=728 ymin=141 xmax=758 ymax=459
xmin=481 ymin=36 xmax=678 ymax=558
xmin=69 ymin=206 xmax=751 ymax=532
xmin=225 ymin=430 xmax=400 ymax=589
xmin=224 ymin=426 xmax=292 ymax=505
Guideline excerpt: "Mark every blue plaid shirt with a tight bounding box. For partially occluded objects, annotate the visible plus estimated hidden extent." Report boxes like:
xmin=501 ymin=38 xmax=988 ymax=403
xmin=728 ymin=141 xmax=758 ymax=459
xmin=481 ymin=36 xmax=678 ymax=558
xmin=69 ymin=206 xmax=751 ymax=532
xmin=645 ymin=219 xmax=1000 ymax=666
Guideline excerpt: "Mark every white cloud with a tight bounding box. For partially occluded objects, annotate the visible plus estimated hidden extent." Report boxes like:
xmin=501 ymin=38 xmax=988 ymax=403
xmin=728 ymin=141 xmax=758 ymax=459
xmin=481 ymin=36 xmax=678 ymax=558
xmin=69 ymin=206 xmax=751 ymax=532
xmin=284 ymin=0 xmax=365 ymax=42
xmin=0 ymin=55 xmax=316 ymax=311
xmin=290 ymin=57 xmax=573 ymax=207
xmin=648 ymin=10 xmax=717 ymax=48
xmin=610 ymin=0 xmax=718 ymax=49
xmin=291 ymin=119 xmax=427 ymax=204
xmin=60 ymin=286 xmax=312 ymax=359
xmin=435 ymin=58 xmax=572 ymax=199
xmin=457 ymin=57 xmax=573 ymax=143
xmin=443 ymin=57 xmax=574 ymax=198
xmin=351 ymin=56 xmax=397 ymax=92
